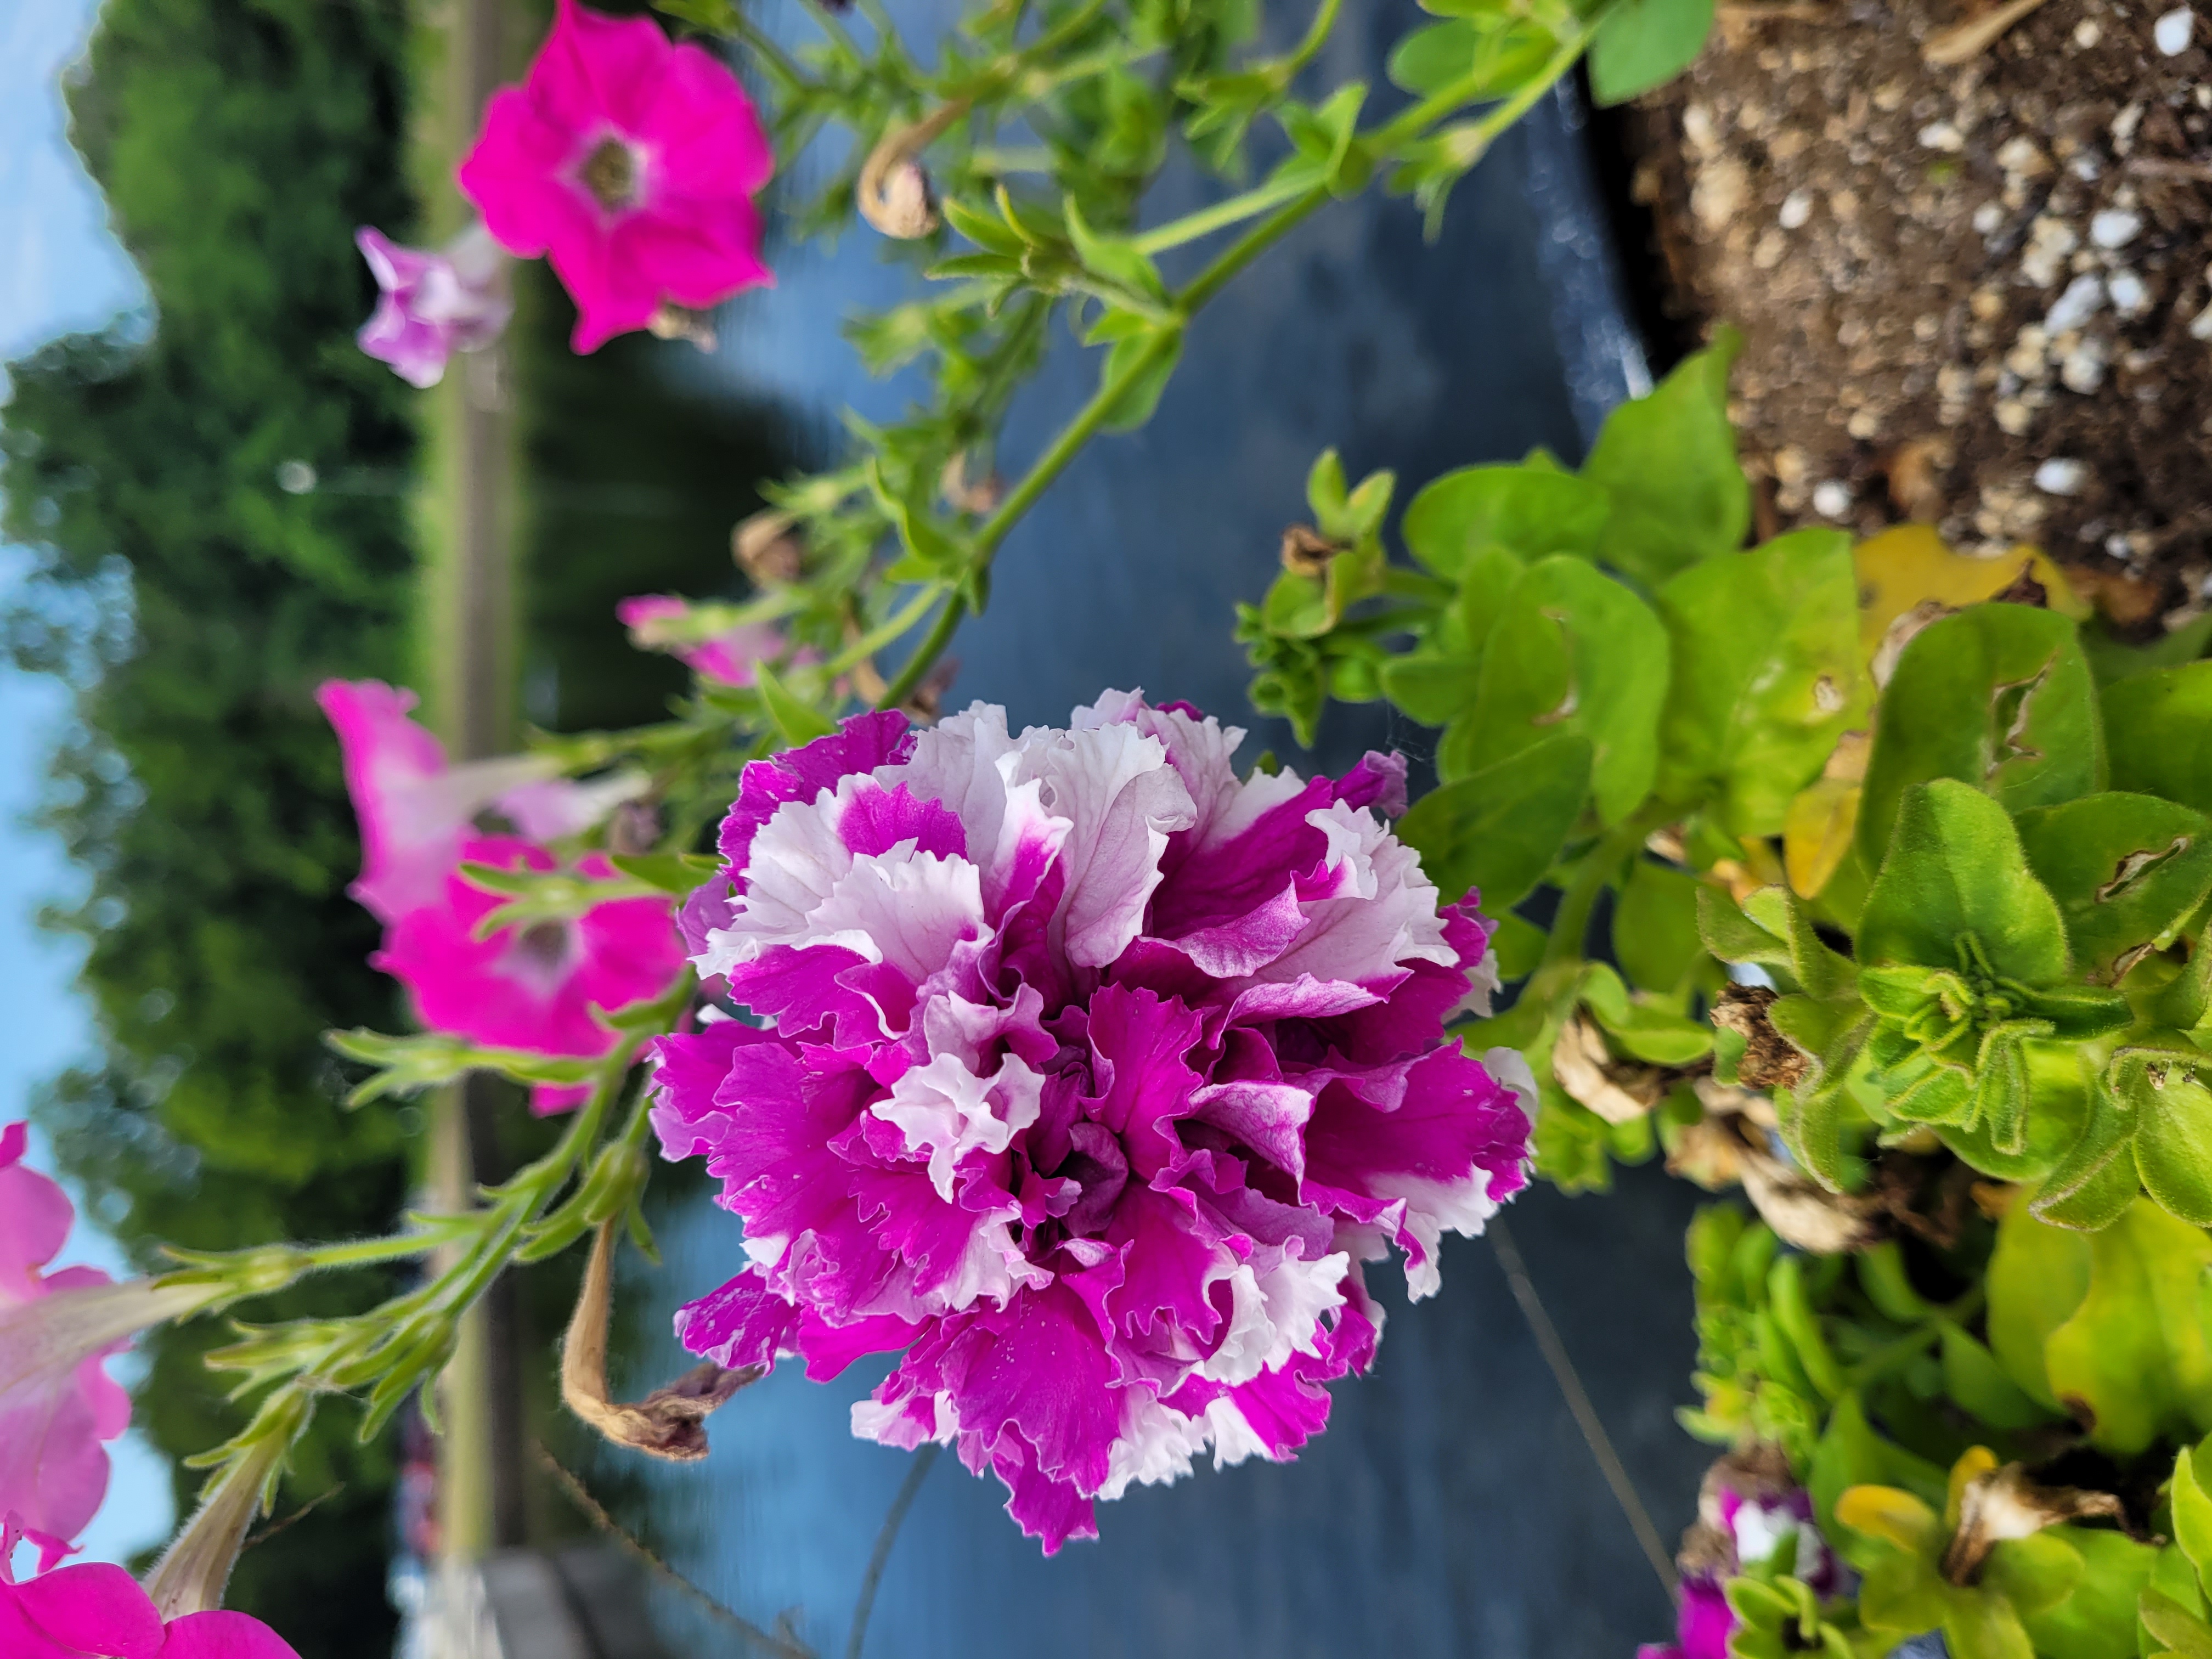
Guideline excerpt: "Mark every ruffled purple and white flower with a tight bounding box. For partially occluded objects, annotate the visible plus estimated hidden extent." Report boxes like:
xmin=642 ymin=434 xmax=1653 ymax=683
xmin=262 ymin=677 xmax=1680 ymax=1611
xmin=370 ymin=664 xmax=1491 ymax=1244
xmin=651 ymin=692 xmax=1530 ymax=1550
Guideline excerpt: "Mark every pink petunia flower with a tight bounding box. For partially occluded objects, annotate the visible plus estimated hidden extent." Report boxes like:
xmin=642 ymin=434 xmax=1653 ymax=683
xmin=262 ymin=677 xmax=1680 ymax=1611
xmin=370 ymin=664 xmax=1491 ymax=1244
xmin=456 ymin=0 xmax=775 ymax=354
xmin=318 ymin=681 xmax=640 ymax=924
xmin=354 ymin=223 xmax=512 ymax=389
xmin=617 ymin=595 xmax=792 ymax=687
xmin=651 ymin=693 xmax=1532 ymax=1551
xmin=0 ymin=1516 xmax=298 ymax=1658
xmin=1637 ymin=1460 xmax=1845 ymax=1659
xmin=1 ymin=1127 xmax=217 ymax=1570
xmin=375 ymin=837 xmax=687 ymax=1114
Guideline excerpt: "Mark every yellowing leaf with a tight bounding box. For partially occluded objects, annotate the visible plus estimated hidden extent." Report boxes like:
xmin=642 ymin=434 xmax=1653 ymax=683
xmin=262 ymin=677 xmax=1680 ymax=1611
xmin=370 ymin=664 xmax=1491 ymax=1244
xmin=1855 ymin=525 xmax=2089 ymax=662
xmin=1836 ymin=1483 xmax=1940 ymax=1553
xmin=1785 ymin=777 xmax=1862 ymax=898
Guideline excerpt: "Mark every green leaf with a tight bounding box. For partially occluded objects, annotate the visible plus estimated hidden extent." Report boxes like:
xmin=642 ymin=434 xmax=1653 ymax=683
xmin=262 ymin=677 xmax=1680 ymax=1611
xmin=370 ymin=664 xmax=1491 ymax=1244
xmin=1387 ymin=16 xmax=1558 ymax=98
xmin=1378 ymin=648 xmax=1481 ymax=725
xmin=2104 ymin=662 xmax=2212 ymax=813
xmin=1439 ymin=555 xmax=1669 ymax=824
xmin=1616 ymin=859 xmax=1707 ymax=993
xmin=1859 ymin=780 xmax=2073 ymax=984
xmin=1859 ymin=604 xmax=2106 ymax=869
xmin=606 ymin=852 xmax=718 ymax=895
xmin=2128 ymin=1049 xmax=2212 ymax=1227
xmin=1654 ymin=528 xmax=1863 ymax=836
xmin=2019 ymin=1527 xmax=2159 ymax=1659
xmin=1988 ymin=1195 xmax=2094 ymax=1410
xmin=753 ymin=661 xmax=838 ymax=747
xmin=1588 ymin=0 xmax=1716 ymax=104
xmin=1400 ymin=463 xmax=1610 ymax=579
xmin=2043 ymin=1197 xmax=2212 ymax=1454
xmin=1940 ymin=1318 xmax=2055 ymax=1429
xmin=1697 ymin=884 xmax=1795 ymax=978
xmin=1064 ymin=195 xmax=1166 ymax=302
xmin=2016 ymin=794 xmax=2212 ymax=983
xmin=1809 ymin=1391 xmax=1946 ymax=1543
xmin=1983 ymin=1531 xmax=2085 ymax=1617
xmin=1582 ymin=331 xmax=1748 ymax=585
xmin=2141 ymin=1589 xmax=2212 ymax=1659
xmin=1397 ymin=732 xmax=1592 ymax=910
xmin=2172 ymin=1439 xmax=2212 ymax=1581
xmin=1098 ymin=325 xmax=1184 ymax=432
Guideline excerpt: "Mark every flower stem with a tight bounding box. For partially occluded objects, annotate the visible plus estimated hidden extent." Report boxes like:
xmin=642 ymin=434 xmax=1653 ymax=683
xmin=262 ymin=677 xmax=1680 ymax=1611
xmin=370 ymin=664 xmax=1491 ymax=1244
xmin=725 ymin=10 xmax=815 ymax=94
xmin=1131 ymin=171 xmax=1319 ymax=256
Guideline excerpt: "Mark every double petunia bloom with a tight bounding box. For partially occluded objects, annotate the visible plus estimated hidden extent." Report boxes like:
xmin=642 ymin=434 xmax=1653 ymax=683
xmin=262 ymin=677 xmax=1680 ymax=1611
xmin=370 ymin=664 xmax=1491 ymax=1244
xmin=652 ymin=693 xmax=1531 ymax=1549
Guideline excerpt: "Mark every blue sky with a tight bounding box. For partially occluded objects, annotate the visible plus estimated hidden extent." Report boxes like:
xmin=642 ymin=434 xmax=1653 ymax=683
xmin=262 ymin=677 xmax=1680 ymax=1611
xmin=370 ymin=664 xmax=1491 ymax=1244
xmin=2 ymin=0 xmax=172 ymax=1570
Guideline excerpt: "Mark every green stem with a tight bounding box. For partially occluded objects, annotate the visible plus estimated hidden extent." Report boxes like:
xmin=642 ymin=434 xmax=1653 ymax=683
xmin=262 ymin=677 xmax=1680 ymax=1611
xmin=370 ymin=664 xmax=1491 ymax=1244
xmin=1532 ymin=817 xmax=1650 ymax=994
xmin=826 ymin=583 xmax=942 ymax=675
xmin=877 ymin=590 xmax=965 ymax=710
xmin=1131 ymin=171 xmax=1318 ymax=256
xmin=726 ymin=11 xmax=815 ymax=93
xmin=1283 ymin=0 xmax=1344 ymax=72
xmin=1368 ymin=21 xmax=1590 ymax=154
xmin=1178 ymin=187 xmax=1329 ymax=311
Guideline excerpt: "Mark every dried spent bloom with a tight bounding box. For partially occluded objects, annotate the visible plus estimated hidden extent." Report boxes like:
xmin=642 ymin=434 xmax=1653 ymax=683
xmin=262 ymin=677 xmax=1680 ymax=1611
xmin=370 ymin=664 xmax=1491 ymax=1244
xmin=375 ymin=837 xmax=687 ymax=1114
xmin=652 ymin=694 xmax=1529 ymax=1550
xmin=1 ymin=1516 xmax=299 ymax=1658
xmin=457 ymin=0 xmax=774 ymax=354
xmin=617 ymin=595 xmax=791 ymax=688
xmin=354 ymin=223 xmax=511 ymax=389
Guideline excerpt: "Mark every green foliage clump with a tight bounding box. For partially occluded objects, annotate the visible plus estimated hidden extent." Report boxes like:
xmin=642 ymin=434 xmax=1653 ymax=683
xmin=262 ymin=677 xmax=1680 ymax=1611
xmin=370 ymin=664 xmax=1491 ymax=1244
xmin=1244 ymin=334 xmax=2212 ymax=1656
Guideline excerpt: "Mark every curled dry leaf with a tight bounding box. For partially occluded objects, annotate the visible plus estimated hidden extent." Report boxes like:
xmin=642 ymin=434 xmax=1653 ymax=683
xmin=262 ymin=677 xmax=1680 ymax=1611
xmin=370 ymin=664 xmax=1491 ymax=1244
xmin=1712 ymin=984 xmax=1810 ymax=1091
xmin=1886 ymin=436 xmax=1954 ymax=522
xmin=941 ymin=452 xmax=1007 ymax=516
xmin=646 ymin=303 xmax=719 ymax=352
xmin=1678 ymin=1081 xmax=1884 ymax=1253
xmin=1553 ymin=1013 xmax=1671 ymax=1124
xmin=857 ymin=101 xmax=969 ymax=239
xmin=1940 ymin=1458 xmax=2124 ymax=1584
xmin=562 ymin=1222 xmax=762 ymax=1462
xmin=1279 ymin=523 xmax=1344 ymax=578
xmin=1922 ymin=0 xmax=2054 ymax=65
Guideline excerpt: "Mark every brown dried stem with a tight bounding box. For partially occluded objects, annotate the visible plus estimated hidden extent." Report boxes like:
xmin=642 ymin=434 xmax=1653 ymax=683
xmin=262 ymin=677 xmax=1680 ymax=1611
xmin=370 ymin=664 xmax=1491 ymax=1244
xmin=561 ymin=1220 xmax=761 ymax=1462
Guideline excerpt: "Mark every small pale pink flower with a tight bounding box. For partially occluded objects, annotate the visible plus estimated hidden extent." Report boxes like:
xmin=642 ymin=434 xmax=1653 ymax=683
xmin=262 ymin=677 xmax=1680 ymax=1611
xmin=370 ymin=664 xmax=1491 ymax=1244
xmin=0 ymin=1125 xmax=130 ymax=1567
xmin=617 ymin=595 xmax=790 ymax=687
xmin=318 ymin=681 xmax=631 ymax=923
xmin=652 ymin=693 xmax=1531 ymax=1551
xmin=374 ymin=837 xmax=687 ymax=1114
xmin=1 ymin=1516 xmax=298 ymax=1658
xmin=457 ymin=0 xmax=775 ymax=354
xmin=354 ymin=223 xmax=512 ymax=389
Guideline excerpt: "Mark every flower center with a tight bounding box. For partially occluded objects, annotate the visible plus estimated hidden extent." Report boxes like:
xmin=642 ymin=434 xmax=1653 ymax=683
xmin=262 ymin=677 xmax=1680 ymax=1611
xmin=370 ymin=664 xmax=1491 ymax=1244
xmin=514 ymin=920 xmax=576 ymax=977
xmin=581 ymin=138 xmax=640 ymax=211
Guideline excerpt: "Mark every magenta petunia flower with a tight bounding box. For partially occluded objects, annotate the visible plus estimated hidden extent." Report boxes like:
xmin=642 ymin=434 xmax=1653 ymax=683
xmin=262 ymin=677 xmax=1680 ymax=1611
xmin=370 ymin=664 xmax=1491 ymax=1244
xmin=651 ymin=693 xmax=1531 ymax=1550
xmin=0 ymin=1516 xmax=299 ymax=1658
xmin=456 ymin=0 xmax=775 ymax=354
xmin=375 ymin=837 xmax=687 ymax=1114
xmin=1637 ymin=1468 xmax=1843 ymax=1659
xmin=318 ymin=680 xmax=640 ymax=925
xmin=617 ymin=595 xmax=791 ymax=687
xmin=354 ymin=223 xmax=512 ymax=389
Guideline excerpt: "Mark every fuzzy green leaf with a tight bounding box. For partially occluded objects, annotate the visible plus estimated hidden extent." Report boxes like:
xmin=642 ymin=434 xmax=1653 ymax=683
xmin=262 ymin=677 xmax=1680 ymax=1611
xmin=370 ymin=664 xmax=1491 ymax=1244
xmin=2103 ymin=662 xmax=2212 ymax=813
xmin=1397 ymin=732 xmax=1591 ymax=910
xmin=1652 ymin=528 xmax=1863 ymax=836
xmin=1581 ymin=331 xmax=1747 ymax=584
xmin=2015 ymin=793 xmax=2212 ymax=983
xmin=1439 ymin=555 xmax=1669 ymax=823
xmin=1859 ymin=780 xmax=2073 ymax=983
xmin=1399 ymin=462 xmax=1609 ymax=578
xmin=1588 ymin=0 xmax=1716 ymax=104
xmin=1859 ymin=604 xmax=2104 ymax=869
